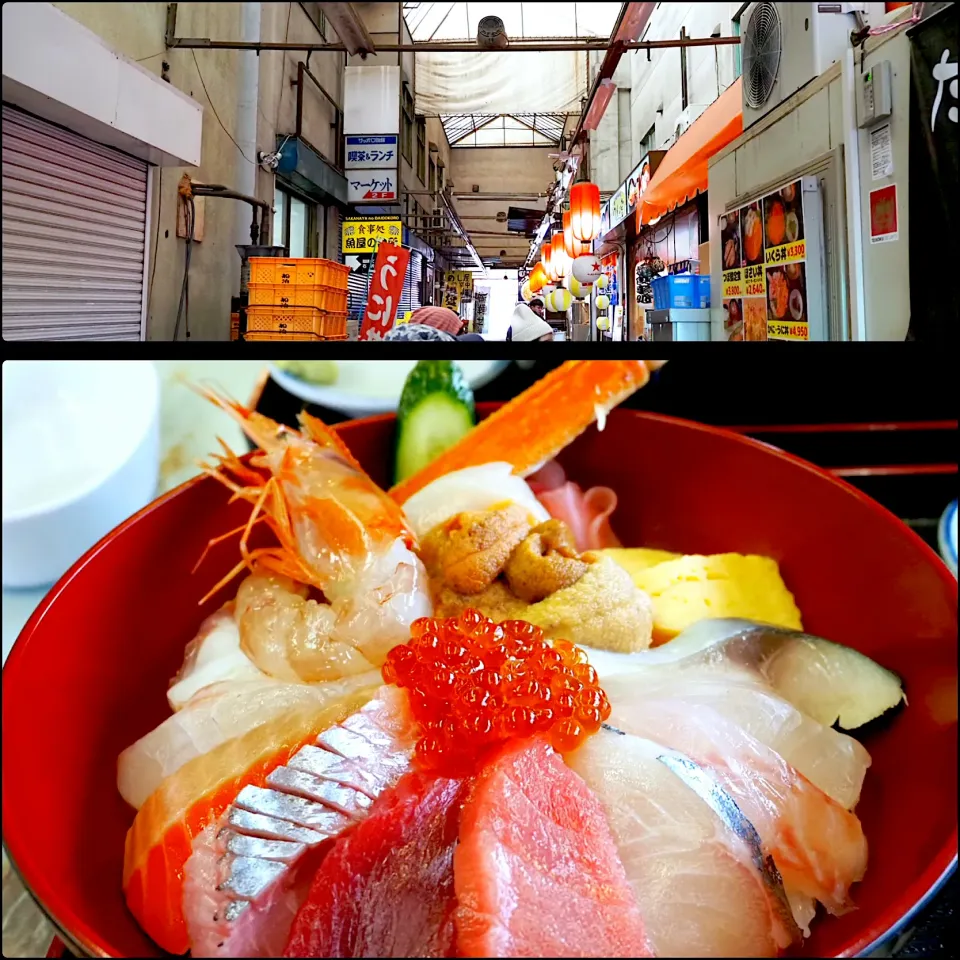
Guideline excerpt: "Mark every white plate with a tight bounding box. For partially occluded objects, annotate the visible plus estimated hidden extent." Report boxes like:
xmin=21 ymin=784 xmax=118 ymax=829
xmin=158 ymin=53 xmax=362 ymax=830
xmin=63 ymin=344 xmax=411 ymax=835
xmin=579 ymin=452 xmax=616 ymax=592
xmin=939 ymin=499 xmax=957 ymax=578
xmin=268 ymin=361 xmax=511 ymax=418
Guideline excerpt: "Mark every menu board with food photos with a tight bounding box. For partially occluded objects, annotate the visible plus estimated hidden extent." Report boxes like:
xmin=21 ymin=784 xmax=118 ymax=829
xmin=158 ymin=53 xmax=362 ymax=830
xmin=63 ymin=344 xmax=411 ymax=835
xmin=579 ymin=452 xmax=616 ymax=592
xmin=720 ymin=179 xmax=810 ymax=342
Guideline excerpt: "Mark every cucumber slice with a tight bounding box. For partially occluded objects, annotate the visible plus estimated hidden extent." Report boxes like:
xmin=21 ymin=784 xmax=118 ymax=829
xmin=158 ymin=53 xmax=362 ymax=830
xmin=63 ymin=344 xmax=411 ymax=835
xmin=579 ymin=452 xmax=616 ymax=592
xmin=395 ymin=393 xmax=475 ymax=483
xmin=395 ymin=362 xmax=476 ymax=484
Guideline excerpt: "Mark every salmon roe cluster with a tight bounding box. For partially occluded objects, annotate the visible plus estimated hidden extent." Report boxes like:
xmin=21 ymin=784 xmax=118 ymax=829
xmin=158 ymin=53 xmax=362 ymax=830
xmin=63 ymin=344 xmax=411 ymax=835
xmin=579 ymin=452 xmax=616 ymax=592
xmin=382 ymin=609 xmax=611 ymax=773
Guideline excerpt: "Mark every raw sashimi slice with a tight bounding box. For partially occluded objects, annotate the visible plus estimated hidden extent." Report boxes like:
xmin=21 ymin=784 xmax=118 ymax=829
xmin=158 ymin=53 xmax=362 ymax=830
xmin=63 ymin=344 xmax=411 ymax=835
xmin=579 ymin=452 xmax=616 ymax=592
xmin=167 ymin=606 xmax=263 ymax=711
xmin=454 ymin=738 xmax=653 ymax=959
xmin=569 ymin=728 xmax=800 ymax=957
xmin=601 ymin=667 xmax=871 ymax=810
xmin=118 ymin=671 xmax=380 ymax=809
xmin=605 ymin=697 xmax=869 ymax=920
xmin=184 ymin=686 xmax=419 ymax=958
xmin=284 ymin=772 xmax=464 ymax=958
xmin=123 ymin=688 xmax=370 ymax=955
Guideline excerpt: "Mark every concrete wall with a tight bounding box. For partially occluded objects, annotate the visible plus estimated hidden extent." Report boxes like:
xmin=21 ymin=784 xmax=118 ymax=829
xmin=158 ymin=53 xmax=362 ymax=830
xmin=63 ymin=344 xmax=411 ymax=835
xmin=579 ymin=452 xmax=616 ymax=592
xmin=53 ymin=1 xmax=342 ymax=341
xmin=449 ymin=147 xmax=555 ymax=264
xmin=628 ymin=2 xmax=741 ymax=171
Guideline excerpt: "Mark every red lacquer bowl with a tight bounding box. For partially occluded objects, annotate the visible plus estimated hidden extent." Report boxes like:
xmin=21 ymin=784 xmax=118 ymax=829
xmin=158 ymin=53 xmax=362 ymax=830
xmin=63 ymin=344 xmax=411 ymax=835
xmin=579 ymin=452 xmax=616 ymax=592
xmin=3 ymin=408 xmax=957 ymax=958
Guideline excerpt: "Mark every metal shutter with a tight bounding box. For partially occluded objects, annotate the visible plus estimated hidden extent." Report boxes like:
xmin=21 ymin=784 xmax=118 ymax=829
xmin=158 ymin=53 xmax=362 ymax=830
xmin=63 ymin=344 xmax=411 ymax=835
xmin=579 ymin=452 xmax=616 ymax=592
xmin=347 ymin=257 xmax=372 ymax=321
xmin=399 ymin=250 xmax=423 ymax=314
xmin=2 ymin=106 xmax=149 ymax=340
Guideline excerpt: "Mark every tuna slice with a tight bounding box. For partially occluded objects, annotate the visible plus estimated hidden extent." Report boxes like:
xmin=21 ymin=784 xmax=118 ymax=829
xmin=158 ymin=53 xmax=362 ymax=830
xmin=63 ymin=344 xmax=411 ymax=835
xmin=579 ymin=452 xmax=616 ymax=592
xmin=283 ymin=772 xmax=465 ymax=958
xmin=604 ymin=694 xmax=869 ymax=928
xmin=183 ymin=686 xmax=417 ymax=957
xmin=569 ymin=728 xmax=800 ymax=957
xmin=454 ymin=738 xmax=654 ymax=958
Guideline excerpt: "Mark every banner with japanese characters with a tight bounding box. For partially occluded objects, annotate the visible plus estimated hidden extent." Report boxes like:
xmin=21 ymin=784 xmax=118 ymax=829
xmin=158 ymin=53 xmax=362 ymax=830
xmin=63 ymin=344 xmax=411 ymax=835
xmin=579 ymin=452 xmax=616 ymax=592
xmin=341 ymin=216 xmax=402 ymax=254
xmin=724 ymin=180 xmax=810 ymax=341
xmin=442 ymin=270 xmax=474 ymax=312
xmin=907 ymin=7 xmax=957 ymax=342
xmin=359 ymin=242 xmax=410 ymax=341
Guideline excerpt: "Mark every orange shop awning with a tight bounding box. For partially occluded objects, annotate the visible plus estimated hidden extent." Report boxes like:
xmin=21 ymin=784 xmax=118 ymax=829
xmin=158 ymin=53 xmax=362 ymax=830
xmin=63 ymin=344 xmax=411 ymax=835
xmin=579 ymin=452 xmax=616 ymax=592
xmin=637 ymin=77 xmax=743 ymax=228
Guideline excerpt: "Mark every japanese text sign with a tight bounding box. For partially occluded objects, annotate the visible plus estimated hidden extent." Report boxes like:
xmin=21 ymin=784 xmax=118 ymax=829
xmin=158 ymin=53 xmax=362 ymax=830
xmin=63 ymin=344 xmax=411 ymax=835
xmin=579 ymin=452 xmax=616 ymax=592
xmin=341 ymin=217 xmax=402 ymax=254
xmin=345 ymin=135 xmax=399 ymax=169
xmin=348 ymin=169 xmax=398 ymax=203
xmin=360 ymin=242 xmax=410 ymax=341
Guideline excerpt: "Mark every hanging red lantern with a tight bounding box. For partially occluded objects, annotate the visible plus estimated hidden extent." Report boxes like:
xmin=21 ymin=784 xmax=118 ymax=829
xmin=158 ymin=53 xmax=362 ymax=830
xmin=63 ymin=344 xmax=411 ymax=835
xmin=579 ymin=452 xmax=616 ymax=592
xmin=563 ymin=210 xmax=589 ymax=259
xmin=528 ymin=263 xmax=547 ymax=292
xmin=551 ymin=232 xmax=569 ymax=280
xmin=541 ymin=241 xmax=554 ymax=281
xmin=570 ymin=182 xmax=601 ymax=243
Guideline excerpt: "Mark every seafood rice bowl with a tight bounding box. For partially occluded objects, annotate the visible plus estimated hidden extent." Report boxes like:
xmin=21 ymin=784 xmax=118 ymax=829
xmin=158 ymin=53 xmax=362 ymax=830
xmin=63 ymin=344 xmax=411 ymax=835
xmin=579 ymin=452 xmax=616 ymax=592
xmin=2 ymin=361 xmax=956 ymax=959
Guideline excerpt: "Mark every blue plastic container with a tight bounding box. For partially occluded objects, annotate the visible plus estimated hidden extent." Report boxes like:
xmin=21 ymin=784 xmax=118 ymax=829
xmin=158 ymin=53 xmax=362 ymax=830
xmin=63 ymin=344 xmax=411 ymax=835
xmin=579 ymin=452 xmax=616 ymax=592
xmin=651 ymin=274 xmax=696 ymax=309
xmin=696 ymin=274 xmax=711 ymax=308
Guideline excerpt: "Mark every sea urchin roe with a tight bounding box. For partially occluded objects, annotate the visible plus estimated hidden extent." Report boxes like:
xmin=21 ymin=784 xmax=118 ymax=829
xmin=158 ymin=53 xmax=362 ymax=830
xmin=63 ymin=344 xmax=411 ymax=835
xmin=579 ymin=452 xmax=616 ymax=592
xmin=382 ymin=610 xmax=610 ymax=773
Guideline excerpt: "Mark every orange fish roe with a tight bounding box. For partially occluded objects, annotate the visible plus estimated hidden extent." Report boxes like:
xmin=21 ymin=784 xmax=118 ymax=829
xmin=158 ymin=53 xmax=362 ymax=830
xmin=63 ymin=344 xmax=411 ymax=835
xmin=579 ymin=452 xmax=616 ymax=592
xmin=381 ymin=609 xmax=611 ymax=774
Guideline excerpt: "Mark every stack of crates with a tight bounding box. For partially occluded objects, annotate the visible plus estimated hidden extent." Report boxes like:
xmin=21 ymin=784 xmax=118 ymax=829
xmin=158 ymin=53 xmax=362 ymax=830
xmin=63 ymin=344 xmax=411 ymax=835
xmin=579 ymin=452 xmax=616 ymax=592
xmin=245 ymin=258 xmax=351 ymax=340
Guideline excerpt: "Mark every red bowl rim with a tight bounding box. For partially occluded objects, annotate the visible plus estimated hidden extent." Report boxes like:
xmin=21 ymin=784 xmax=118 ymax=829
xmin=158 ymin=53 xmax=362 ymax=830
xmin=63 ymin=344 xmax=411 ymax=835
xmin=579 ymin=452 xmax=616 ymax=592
xmin=3 ymin=407 xmax=957 ymax=959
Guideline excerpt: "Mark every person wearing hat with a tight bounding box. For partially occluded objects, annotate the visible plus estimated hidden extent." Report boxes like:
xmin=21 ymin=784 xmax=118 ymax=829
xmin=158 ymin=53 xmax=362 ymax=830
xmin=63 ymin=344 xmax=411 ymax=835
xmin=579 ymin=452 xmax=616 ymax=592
xmin=384 ymin=323 xmax=456 ymax=341
xmin=507 ymin=297 xmax=554 ymax=342
xmin=410 ymin=306 xmax=464 ymax=336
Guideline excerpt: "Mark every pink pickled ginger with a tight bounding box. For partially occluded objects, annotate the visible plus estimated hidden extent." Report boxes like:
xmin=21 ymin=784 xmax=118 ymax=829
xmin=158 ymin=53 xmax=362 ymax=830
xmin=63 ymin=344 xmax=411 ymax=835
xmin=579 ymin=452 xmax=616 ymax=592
xmin=527 ymin=461 xmax=622 ymax=552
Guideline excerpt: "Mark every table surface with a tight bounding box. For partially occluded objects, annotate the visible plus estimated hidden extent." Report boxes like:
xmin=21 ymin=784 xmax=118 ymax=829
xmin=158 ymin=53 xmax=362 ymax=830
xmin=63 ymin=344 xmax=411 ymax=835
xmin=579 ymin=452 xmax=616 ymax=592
xmin=2 ymin=359 xmax=954 ymax=958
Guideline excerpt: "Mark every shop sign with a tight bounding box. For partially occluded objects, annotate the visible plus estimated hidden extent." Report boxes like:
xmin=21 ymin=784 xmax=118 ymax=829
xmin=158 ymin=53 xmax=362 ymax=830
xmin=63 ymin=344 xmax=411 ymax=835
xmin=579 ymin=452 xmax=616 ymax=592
xmin=626 ymin=151 xmax=665 ymax=213
xmin=598 ymin=199 xmax=611 ymax=239
xmin=347 ymin=169 xmax=398 ymax=203
xmin=609 ymin=185 xmax=628 ymax=229
xmin=345 ymin=135 xmax=399 ymax=169
xmin=720 ymin=179 xmax=811 ymax=342
xmin=360 ymin=241 xmax=410 ymax=340
xmin=442 ymin=270 xmax=474 ymax=311
xmin=341 ymin=216 xmax=402 ymax=254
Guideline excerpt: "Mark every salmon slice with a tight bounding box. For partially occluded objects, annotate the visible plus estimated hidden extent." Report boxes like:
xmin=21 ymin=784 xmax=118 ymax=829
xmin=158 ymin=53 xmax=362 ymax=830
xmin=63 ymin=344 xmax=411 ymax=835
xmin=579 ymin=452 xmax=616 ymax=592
xmin=389 ymin=361 xmax=650 ymax=504
xmin=283 ymin=772 xmax=464 ymax=958
xmin=123 ymin=689 xmax=372 ymax=955
xmin=454 ymin=738 xmax=654 ymax=958
xmin=569 ymin=729 xmax=800 ymax=957
xmin=183 ymin=686 xmax=419 ymax=957
xmin=605 ymin=695 xmax=869 ymax=921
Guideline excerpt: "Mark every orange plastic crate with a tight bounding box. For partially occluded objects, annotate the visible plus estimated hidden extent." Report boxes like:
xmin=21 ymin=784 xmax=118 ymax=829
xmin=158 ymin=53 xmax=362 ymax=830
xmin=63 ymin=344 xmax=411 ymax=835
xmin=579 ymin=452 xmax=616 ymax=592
xmin=243 ymin=330 xmax=323 ymax=341
xmin=248 ymin=283 xmax=348 ymax=313
xmin=248 ymin=257 xmax=349 ymax=288
xmin=317 ymin=312 xmax=347 ymax=338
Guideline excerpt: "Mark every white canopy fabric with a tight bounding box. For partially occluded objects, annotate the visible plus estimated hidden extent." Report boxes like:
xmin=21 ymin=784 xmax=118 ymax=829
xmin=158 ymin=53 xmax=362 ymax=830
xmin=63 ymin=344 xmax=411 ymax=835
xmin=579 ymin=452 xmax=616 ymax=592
xmin=405 ymin=3 xmax=622 ymax=117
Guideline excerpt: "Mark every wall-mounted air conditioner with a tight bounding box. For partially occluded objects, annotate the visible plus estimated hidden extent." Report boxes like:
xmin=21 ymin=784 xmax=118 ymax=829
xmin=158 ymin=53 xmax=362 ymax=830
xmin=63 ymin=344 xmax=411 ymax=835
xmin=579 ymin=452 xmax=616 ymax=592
xmin=741 ymin=1 xmax=886 ymax=130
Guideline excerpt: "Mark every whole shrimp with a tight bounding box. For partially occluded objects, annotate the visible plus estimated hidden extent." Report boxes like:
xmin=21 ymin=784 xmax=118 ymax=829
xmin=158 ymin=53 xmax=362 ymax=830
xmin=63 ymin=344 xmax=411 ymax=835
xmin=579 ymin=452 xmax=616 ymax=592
xmin=193 ymin=386 xmax=432 ymax=683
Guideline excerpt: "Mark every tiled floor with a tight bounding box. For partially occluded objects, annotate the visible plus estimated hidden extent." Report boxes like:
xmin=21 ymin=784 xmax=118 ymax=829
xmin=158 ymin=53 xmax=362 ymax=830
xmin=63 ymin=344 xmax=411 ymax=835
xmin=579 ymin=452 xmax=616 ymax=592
xmin=2 ymin=852 xmax=53 ymax=958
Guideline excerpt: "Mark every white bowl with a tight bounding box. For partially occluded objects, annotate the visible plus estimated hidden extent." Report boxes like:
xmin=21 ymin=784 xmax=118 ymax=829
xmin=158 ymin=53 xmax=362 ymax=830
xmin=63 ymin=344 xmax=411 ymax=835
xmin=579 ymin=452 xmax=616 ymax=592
xmin=2 ymin=361 xmax=161 ymax=589
xmin=268 ymin=360 xmax=511 ymax=418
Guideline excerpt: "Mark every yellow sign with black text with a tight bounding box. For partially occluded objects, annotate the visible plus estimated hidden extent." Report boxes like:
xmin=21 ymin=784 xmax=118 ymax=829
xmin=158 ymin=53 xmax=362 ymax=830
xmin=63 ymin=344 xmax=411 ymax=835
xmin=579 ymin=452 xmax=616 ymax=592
xmin=764 ymin=239 xmax=806 ymax=267
xmin=721 ymin=268 xmax=744 ymax=299
xmin=341 ymin=217 xmax=402 ymax=254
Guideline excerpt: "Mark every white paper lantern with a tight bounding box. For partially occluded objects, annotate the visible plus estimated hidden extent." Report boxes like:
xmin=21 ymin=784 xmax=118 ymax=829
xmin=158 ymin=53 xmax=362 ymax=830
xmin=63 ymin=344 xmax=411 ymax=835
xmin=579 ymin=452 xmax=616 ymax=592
xmin=567 ymin=276 xmax=586 ymax=299
xmin=540 ymin=283 xmax=557 ymax=298
xmin=595 ymin=273 xmax=609 ymax=290
xmin=596 ymin=315 xmax=611 ymax=332
xmin=544 ymin=287 xmax=573 ymax=313
xmin=571 ymin=254 xmax=602 ymax=286
xmin=521 ymin=280 xmax=533 ymax=302
xmin=595 ymin=293 xmax=610 ymax=311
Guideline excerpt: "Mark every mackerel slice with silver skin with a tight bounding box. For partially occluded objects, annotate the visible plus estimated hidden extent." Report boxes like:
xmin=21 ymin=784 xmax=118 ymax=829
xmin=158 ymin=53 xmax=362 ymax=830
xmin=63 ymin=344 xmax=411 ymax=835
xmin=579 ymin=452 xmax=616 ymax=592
xmin=182 ymin=686 xmax=417 ymax=958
